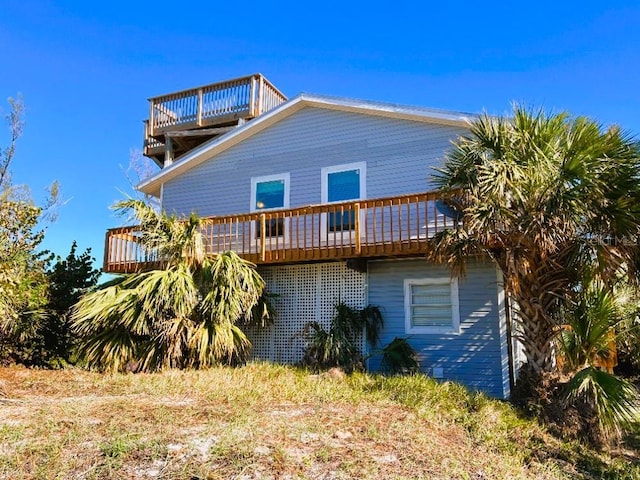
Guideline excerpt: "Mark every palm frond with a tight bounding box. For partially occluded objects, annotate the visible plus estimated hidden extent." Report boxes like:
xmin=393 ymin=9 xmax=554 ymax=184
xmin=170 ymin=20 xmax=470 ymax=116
xmin=564 ymin=367 xmax=639 ymax=437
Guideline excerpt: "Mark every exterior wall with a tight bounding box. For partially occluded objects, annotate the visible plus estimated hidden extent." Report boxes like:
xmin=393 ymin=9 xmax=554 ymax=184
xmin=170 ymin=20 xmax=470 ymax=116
xmin=161 ymin=107 xmax=468 ymax=216
xmin=367 ymin=259 xmax=509 ymax=398
xmin=245 ymin=257 xmax=510 ymax=398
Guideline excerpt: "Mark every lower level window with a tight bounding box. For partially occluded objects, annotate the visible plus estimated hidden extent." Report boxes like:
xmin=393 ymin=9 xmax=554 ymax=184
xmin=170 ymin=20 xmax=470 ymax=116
xmin=404 ymin=278 xmax=460 ymax=334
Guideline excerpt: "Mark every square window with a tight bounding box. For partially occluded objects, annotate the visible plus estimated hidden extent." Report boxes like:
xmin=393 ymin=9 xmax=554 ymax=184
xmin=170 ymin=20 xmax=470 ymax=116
xmin=255 ymin=179 xmax=285 ymax=210
xmin=251 ymin=173 xmax=290 ymax=240
xmin=404 ymin=278 xmax=460 ymax=334
xmin=327 ymin=169 xmax=360 ymax=202
xmin=321 ymin=162 xmax=366 ymax=237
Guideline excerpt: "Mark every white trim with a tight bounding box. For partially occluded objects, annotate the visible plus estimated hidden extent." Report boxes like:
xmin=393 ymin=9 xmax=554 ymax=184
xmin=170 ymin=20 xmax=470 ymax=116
xmin=496 ymin=267 xmax=511 ymax=399
xmin=250 ymin=173 xmax=290 ymax=245
xmin=404 ymin=277 xmax=460 ymax=335
xmin=137 ymin=94 xmax=475 ymax=198
xmin=320 ymin=161 xmax=367 ymax=241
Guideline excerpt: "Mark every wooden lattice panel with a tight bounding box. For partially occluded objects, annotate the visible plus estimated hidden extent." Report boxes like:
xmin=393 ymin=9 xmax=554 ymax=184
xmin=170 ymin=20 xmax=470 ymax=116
xmin=245 ymin=268 xmax=275 ymax=361
xmin=247 ymin=262 xmax=366 ymax=364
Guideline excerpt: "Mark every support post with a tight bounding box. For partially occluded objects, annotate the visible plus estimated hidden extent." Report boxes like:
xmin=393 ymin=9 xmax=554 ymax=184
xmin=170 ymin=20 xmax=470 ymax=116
xmin=164 ymin=136 xmax=174 ymax=167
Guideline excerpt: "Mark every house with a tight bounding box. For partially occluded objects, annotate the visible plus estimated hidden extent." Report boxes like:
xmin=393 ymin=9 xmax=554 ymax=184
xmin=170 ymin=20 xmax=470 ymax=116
xmin=103 ymin=74 xmax=517 ymax=398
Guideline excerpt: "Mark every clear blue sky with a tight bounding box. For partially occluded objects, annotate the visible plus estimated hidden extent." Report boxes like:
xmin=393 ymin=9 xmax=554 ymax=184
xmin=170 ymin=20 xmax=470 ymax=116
xmin=1 ymin=1 xmax=639 ymax=271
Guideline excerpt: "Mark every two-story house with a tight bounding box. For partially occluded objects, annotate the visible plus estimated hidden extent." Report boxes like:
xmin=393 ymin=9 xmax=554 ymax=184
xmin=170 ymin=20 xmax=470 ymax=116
xmin=103 ymin=74 xmax=515 ymax=398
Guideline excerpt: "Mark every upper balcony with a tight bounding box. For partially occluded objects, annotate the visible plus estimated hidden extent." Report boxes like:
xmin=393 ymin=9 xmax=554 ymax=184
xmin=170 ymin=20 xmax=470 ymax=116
xmin=143 ymin=74 xmax=288 ymax=167
xmin=103 ymin=190 xmax=462 ymax=274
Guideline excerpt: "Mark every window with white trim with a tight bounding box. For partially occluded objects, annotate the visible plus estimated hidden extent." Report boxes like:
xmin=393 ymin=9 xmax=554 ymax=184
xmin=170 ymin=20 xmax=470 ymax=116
xmin=321 ymin=162 xmax=366 ymax=234
xmin=404 ymin=278 xmax=460 ymax=334
xmin=250 ymin=173 xmax=290 ymax=239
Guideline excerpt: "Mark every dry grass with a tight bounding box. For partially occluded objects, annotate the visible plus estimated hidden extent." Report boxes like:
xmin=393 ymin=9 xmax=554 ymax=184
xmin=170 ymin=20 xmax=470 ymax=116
xmin=0 ymin=363 xmax=637 ymax=479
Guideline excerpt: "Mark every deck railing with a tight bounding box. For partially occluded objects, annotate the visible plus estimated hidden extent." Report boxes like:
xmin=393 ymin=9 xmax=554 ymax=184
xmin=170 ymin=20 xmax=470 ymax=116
xmin=146 ymin=74 xmax=287 ymax=137
xmin=103 ymin=191 xmax=461 ymax=273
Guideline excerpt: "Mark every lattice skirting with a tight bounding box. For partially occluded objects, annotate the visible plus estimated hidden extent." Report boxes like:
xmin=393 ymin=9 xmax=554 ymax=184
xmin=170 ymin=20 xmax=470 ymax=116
xmin=245 ymin=262 xmax=366 ymax=364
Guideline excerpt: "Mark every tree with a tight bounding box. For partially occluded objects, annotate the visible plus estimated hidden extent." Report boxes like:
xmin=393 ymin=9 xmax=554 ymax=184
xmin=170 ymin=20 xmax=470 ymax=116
xmin=43 ymin=241 xmax=100 ymax=364
xmin=556 ymin=277 xmax=639 ymax=440
xmin=0 ymin=196 xmax=49 ymax=363
xmin=430 ymin=105 xmax=640 ymax=374
xmin=0 ymin=95 xmax=57 ymax=364
xmin=73 ymin=200 xmax=269 ymax=372
xmin=0 ymin=96 xmax=24 ymax=189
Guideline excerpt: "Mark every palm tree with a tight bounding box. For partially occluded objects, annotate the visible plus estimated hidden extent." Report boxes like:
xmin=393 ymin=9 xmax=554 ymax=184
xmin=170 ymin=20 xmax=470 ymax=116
xmin=430 ymin=105 xmax=640 ymax=374
xmin=73 ymin=200 xmax=269 ymax=372
xmin=558 ymin=277 xmax=639 ymax=439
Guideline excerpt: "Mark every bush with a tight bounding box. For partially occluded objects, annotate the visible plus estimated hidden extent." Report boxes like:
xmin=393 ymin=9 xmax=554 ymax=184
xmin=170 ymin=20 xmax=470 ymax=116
xmin=380 ymin=337 xmax=419 ymax=374
xmin=302 ymin=302 xmax=383 ymax=372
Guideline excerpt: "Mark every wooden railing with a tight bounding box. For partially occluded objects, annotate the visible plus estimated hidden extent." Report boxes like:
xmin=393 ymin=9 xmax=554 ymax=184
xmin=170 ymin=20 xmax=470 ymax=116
xmin=146 ymin=74 xmax=287 ymax=137
xmin=103 ymin=191 xmax=461 ymax=273
xmin=143 ymin=120 xmax=164 ymax=152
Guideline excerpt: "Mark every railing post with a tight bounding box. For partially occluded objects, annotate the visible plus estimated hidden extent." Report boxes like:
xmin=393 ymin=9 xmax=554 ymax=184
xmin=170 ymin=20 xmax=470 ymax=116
xmin=143 ymin=120 xmax=149 ymax=155
xmin=197 ymin=88 xmax=203 ymax=126
xmin=260 ymin=213 xmax=266 ymax=262
xmin=148 ymin=101 xmax=155 ymax=136
xmin=103 ymin=230 xmax=111 ymax=272
xmin=249 ymin=76 xmax=257 ymax=117
xmin=257 ymin=75 xmax=264 ymax=115
xmin=354 ymin=202 xmax=361 ymax=255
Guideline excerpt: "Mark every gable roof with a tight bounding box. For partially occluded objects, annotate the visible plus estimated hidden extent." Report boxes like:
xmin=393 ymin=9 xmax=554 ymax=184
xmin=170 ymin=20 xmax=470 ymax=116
xmin=138 ymin=94 xmax=477 ymax=197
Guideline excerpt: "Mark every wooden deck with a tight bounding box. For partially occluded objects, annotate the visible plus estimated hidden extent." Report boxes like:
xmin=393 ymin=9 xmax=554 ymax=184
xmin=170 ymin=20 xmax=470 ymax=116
xmin=103 ymin=191 xmax=461 ymax=274
xmin=143 ymin=74 xmax=287 ymax=165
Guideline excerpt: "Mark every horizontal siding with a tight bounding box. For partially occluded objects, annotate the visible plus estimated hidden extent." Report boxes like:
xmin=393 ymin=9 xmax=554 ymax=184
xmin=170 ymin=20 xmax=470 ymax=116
xmin=162 ymin=107 xmax=468 ymax=217
xmin=367 ymin=259 xmax=506 ymax=398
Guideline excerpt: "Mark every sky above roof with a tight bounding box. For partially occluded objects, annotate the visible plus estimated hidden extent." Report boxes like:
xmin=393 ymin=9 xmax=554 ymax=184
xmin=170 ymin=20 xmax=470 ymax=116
xmin=1 ymin=0 xmax=639 ymax=270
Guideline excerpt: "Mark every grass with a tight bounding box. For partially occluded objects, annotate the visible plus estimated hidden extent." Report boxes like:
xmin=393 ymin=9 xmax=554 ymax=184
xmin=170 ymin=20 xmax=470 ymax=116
xmin=0 ymin=363 xmax=638 ymax=479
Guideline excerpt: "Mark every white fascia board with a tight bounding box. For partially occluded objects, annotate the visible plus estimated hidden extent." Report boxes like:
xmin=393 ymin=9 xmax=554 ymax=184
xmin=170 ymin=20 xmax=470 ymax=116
xmin=300 ymin=94 xmax=477 ymax=127
xmin=137 ymin=93 xmax=476 ymax=198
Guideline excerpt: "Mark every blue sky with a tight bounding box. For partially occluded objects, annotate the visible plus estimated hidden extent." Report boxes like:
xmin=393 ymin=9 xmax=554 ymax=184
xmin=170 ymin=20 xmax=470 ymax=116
xmin=1 ymin=1 xmax=639 ymax=271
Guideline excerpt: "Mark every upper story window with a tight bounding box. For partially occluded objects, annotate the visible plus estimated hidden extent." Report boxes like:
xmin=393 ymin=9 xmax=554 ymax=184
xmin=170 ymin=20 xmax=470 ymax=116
xmin=251 ymin=173 xmax=290 ymax=238
xmin=404 ymin=278 xmax=460 ymax=334
xmin=321 ymin=162 xmax=366 ymax=233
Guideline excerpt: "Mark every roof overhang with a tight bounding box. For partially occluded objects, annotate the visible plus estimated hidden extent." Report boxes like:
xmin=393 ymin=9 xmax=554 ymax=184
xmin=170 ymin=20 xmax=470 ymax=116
xmin=137 ymin=94 xmax=476 ymax=198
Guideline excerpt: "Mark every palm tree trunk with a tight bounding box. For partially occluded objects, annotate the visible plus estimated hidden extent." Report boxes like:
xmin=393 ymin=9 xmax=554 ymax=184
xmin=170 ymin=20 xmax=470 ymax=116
xmin=513 ymin=299 xmax=556 ymax=372
xmin=502 ymin=255 xmax=566 ymax=374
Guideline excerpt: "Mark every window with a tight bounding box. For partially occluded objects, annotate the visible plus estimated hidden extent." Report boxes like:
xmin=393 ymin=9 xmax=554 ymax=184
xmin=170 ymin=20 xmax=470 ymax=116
xmin=251 ymin=173 xmax=290 ymax=239
xmin=321 ymin=162 xmax=366 ymax=234
xmin=404 ymin=278 xmax=460 ymax=334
